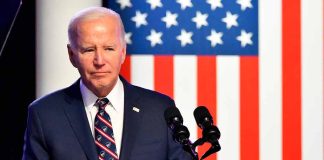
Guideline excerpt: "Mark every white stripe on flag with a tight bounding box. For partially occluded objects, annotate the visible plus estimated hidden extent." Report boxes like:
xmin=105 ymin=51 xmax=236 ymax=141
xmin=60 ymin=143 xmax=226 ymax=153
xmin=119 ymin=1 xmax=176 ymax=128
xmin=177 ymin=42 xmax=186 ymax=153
xmin=174 ymin=55 xmax=198 ymax=141
xmin=130 ymin=55 xmax=154 ymax=90
xmin=259 ymin=0 xmax=283 ymax=160
xmin=217 ymin=56 xmax=240 ymax=160
xmin=301 ymin=0 xmax=324 ymax=159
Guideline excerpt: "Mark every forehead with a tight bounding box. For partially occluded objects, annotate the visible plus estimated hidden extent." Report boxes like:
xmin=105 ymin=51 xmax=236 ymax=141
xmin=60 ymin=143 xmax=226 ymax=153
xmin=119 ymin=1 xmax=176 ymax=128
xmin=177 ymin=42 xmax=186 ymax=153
xmin=77 ymin=16 xmax=121 ymax=38
xmin=78 ymin=15 xmax=119 ymax=30
xmin=73 ymin=18 xmax=124 ymax=49
xmin=69 ymin=12 xmax=125 ymax=48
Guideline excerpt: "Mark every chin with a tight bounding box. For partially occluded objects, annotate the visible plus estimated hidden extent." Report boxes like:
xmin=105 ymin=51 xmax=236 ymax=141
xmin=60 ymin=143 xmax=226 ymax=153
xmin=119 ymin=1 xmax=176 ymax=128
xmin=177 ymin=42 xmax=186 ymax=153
xmin=88 ymin=76 xmax=117 ymax=88
xmin=97 ymin=79 xmax=116 ymax=87
xmin=92 ymin=80 xmax=110 ymax=88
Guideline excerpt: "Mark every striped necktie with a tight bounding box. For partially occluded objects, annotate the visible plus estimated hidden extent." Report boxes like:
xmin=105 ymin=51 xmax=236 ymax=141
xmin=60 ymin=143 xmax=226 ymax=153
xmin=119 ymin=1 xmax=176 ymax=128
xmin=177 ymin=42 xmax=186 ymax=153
xmin=94 ymin=98 xmax=118 ymax=160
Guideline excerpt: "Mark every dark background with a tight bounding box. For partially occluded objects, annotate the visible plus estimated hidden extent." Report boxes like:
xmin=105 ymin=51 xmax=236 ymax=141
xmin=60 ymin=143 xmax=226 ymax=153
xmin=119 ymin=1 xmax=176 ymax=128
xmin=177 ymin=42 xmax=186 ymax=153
xmin=0 ymin=0 xmax=35 ymax=159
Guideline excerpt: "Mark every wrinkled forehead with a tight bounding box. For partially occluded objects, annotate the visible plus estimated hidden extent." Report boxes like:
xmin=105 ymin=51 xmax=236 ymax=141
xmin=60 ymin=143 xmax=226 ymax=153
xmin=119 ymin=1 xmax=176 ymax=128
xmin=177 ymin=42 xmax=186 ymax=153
xmin=68 ymin=8 xmax=125 ymax=48
xmin=77 ymin=15 xmax=120 ymax=30
xmin=76 ymin=17 xmax=123 ymax=41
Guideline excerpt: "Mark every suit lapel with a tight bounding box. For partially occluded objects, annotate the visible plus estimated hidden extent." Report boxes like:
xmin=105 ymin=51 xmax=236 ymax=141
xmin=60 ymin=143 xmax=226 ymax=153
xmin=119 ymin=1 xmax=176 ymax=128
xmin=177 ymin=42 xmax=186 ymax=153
xmin=119 ymin=77 xmax=143 ymax=160
xmin=62 ymin=77 xmax=143 ymax=160
xmin=63 ymin=80 xmax=98 ymax=160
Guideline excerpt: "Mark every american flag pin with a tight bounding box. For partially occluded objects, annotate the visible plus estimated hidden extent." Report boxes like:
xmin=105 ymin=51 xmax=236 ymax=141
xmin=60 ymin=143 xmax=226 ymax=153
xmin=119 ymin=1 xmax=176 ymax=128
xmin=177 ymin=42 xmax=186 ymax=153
xmin=132 ymin=107 xmax=140 ymax=112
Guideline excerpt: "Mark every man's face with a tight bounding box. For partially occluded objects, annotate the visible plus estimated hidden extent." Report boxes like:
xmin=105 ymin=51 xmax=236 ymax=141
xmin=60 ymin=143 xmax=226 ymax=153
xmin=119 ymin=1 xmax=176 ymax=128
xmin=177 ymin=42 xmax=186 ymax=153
xmin=68 ymin=16 xmax=126 ymax=97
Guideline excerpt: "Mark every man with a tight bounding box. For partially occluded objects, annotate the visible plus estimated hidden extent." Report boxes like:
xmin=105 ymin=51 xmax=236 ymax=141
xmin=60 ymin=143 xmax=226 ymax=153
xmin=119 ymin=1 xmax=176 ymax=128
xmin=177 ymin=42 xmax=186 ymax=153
xmin=22 ymin=7 xmax=191 ymax=160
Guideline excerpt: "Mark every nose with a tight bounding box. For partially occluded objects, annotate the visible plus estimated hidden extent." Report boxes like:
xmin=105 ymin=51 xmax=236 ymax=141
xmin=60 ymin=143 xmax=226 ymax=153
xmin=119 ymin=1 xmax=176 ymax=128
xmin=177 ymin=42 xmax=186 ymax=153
xmin=93 ymin=49 xmax=104 ymax=66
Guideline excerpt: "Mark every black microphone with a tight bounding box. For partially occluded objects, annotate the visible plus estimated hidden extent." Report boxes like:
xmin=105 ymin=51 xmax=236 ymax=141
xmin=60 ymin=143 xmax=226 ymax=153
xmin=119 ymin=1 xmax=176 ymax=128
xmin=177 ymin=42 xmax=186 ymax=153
xmin=164 ymin=106 xmax=198 ymax=160
xmin=194 ymin=106 xmax=221 ymax=159
xmin=164 ymin=106 xmax=190 ymax=144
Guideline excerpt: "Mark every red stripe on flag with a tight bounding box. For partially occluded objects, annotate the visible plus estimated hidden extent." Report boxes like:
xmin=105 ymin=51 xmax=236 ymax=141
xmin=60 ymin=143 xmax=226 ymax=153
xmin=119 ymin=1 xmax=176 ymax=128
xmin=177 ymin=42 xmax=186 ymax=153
xmin=282 ymin=0 xmax=301 ymax=159
xmin=120 ymin=55 xmax=131 ymax=82
xmin=197 ymin=56 xmax=217 ymax=160
xmin=240 ymin=56 xmax=259 ymax=160
xmin=154 ymin=56 xmax=174 ymax=98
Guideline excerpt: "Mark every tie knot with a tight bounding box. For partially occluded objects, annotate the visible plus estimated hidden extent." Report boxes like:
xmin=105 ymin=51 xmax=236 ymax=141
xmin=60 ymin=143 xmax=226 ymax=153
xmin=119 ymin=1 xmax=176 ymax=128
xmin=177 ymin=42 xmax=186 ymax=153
xmin=95 ymin=98 xmax=109 ymax=109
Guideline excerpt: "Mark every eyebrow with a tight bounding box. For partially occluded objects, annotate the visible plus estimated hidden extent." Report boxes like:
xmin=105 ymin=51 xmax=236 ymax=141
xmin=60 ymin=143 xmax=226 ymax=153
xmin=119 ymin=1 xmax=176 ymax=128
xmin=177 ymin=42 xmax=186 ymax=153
xmin=79 ymin=44 xmax=117 ymax=50
xmin=79 ymin=46 xmax=95 ymax=50
xmin=104 ymin=44 xmax=117 ymax=48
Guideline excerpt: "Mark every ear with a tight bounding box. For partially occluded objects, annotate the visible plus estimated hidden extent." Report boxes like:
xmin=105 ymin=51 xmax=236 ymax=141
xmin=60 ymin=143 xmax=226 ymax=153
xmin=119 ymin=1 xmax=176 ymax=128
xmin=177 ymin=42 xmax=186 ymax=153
xmin=121 ymin=45 xmax=126 ymax=64
xmin=67 ymin=44 xmax=77 ymax=68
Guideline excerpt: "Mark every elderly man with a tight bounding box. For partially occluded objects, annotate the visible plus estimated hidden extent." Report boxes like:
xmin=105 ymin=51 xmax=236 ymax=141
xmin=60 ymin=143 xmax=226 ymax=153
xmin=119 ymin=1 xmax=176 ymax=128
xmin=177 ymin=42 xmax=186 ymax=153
xmin=22 ymin=7 xmax=191 ymax=160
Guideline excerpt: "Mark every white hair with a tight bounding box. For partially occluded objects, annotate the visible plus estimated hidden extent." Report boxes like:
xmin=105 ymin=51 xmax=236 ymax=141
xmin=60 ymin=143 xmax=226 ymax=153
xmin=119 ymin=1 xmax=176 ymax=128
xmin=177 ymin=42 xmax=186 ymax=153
xmin=68 ymin=7 xmax=126 ymax=50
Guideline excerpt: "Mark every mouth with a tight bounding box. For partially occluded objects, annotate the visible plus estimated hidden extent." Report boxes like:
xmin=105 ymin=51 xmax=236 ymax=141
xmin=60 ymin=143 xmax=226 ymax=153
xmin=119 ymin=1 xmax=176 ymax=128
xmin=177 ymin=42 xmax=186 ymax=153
xmin=91 ymin=71 xmax=109 ymax=77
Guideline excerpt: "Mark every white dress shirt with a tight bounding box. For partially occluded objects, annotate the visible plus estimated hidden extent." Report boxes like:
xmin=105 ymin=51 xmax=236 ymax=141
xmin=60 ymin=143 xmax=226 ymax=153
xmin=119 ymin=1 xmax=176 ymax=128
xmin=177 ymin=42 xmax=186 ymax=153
xmin=80 ymin=78 xmax=124 ymax=156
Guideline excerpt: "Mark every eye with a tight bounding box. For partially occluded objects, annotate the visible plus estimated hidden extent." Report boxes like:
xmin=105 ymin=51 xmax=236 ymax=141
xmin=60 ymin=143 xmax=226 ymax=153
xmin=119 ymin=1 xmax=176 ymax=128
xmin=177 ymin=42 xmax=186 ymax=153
xmin=81 ymin=48 xmax=95 ymax=53
xmin=105 ymin=47 xmax=115 ymax=51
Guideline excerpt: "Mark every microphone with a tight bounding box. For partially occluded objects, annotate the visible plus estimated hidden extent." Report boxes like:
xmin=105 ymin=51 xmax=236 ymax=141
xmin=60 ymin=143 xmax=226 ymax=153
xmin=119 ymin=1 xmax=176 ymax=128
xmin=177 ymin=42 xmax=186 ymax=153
xmin=193 ymin=106 xmax=221 ymax=159
xmin=164 ymin=106 xmax=190 ymax=144
xmin=164 ymin=106 xmax=198 ymax=160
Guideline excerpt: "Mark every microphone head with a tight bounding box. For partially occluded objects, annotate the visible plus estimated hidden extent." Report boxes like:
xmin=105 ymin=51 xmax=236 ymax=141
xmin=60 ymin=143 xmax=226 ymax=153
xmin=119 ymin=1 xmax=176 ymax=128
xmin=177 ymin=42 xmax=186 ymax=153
xmin=164 ymin=106 xmax=183 ymax=125
xmin=194 ymin=106 xmax=213 ymax=128
xmin=164 ymin=107 xmax=189 ymax=144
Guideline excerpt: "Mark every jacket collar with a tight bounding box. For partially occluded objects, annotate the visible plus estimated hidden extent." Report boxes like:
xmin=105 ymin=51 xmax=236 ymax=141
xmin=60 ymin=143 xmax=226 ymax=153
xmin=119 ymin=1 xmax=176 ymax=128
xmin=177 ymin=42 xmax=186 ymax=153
xmin=63 ymin=79 xmax=98 ymax=160
xmin=118 ymin=76 xmax=143 ymax=160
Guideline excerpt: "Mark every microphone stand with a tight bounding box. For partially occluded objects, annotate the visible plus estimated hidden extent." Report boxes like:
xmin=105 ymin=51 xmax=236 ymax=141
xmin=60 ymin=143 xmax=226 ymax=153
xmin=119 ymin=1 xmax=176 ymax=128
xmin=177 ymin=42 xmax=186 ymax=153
xmin=191 ymin=128 xmax=221 ymax=160
xmin=0 ymin=0 xmax=23 ymax=57
xmin=180 ymin=139 xmax=198 ymax=160
xmin=200 ymin=144 xmax=220 ymax=160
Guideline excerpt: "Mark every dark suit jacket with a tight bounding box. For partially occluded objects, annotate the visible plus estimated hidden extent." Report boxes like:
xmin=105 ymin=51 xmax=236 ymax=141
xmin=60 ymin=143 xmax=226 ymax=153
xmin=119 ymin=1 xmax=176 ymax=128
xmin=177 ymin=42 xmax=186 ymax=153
xmin=22 ymin=77 xmax=192 ymax=160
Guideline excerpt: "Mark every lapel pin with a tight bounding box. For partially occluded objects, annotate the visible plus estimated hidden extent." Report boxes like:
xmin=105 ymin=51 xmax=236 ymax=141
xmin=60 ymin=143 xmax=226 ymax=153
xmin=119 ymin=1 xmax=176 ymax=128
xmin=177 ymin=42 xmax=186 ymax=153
xmin=132 ymin=107 xmax=140 ymax=112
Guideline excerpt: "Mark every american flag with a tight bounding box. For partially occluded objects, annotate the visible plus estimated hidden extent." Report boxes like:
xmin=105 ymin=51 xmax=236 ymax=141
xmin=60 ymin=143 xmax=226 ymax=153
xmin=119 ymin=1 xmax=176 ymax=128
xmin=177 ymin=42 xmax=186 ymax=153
xmin=106 ymin=0 xmax=323 ymax=160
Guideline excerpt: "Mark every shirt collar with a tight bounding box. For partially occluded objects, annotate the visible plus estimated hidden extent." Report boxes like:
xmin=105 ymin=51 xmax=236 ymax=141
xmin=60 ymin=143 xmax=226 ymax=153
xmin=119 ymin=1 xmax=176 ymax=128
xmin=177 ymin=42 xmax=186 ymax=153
xmin=80 ymin=77 xmax=123 ymax=112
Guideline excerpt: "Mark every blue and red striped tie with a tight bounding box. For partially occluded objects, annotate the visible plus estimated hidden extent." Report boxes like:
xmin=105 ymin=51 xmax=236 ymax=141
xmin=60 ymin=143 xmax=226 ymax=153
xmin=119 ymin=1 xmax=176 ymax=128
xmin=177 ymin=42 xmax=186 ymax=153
xmin=94 ymin=98 xmax=118 ymax=160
